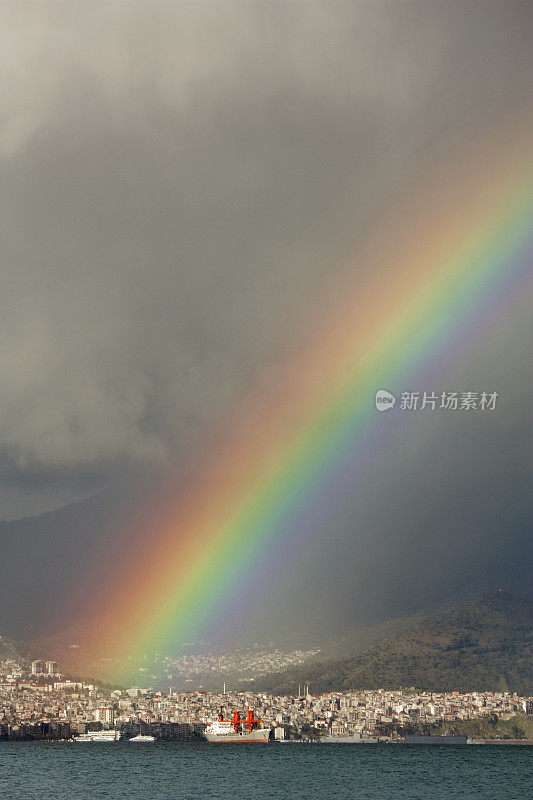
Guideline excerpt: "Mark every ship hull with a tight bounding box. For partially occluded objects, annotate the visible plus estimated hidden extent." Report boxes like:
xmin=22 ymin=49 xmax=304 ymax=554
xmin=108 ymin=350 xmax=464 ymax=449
xmin=321 ymin=735 xmax=378 ymax=743
xmin=205 ymin=729 xmax=270 ymax=743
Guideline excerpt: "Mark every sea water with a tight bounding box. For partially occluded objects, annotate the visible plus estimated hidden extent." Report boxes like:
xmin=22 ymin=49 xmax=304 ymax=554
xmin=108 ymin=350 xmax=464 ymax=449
xmin=0 ymin=741 xmax=530 ymax=800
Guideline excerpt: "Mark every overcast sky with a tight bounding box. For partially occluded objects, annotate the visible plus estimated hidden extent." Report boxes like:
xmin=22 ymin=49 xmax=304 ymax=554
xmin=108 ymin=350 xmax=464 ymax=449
xmin=1 ymin=1 xmax=531 ymax=520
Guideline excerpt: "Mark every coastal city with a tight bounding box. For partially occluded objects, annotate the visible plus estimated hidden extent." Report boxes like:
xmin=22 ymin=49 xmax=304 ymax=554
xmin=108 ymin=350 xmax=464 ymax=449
xmin=1 ymin=655 xmax=531 ymax=743
xmin=158 ymin=645 xmax=321 ymax=683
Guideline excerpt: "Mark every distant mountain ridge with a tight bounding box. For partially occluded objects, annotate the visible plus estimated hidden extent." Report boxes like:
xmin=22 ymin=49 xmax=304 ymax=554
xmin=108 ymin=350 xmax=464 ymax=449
xmin=1 ymin=472 xmax=531 ymax=647
xmin=0 ymin=634 xmax=25 ymax=662
xmin=0 ymin=491 xmax=135 ymax=639
xmin=255 ymin=592 xmax=532 ymax=695
xmin=0 ymin=633 xmax=43 ymax=664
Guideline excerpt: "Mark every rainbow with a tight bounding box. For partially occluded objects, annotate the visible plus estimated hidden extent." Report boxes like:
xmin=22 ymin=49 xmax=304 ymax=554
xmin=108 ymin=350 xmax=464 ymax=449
xmin=81 ymin=121 xmax=532 ymax=678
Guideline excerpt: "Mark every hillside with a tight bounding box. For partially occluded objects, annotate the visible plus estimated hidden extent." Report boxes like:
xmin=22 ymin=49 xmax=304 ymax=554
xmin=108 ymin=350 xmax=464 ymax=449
xmin=255 ymin=592 xmax=532 ymax=695
xmin=0 ymin=634 xmax=25 ymax=661
xmin=0 ymin=633 xmax=43 ymax=664
xmin=1 ymin=482 xmax=530 ymax=650
xmin=319 ymin=608 xmax=433 ymax=660
xmin=0 ymin=491 xmax=136 ymax=639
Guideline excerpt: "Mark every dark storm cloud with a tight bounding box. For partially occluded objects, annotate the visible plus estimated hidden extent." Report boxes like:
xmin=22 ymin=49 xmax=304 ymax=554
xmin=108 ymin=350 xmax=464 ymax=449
xmin=0 ymin=1 xmax=531 ymax=517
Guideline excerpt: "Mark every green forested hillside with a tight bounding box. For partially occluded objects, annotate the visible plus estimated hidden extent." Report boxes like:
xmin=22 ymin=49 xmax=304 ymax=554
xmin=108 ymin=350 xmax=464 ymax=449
xmin=256 ymin=592 xmax=532 ymax=695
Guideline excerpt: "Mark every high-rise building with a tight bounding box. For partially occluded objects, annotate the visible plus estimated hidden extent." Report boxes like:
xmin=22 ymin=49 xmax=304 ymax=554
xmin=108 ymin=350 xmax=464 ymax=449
xmin=94 ymin=708 xmax=115 ymax=726
xmin=45 ymin=661 xmax=58 ymax=675
xmin=31 ymin=660 xmax=45 ymax=675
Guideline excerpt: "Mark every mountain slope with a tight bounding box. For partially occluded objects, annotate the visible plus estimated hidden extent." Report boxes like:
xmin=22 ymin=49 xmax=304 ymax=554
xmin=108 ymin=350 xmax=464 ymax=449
xmin=0 ymin=491 xmax=134 ymax=639
xmin=256 ymin=592 xmax=532 ymax=695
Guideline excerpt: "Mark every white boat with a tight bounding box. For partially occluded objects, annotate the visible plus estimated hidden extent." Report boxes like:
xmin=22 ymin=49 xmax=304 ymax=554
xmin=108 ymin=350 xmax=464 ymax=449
xmin=73 ymin=729 xmax=119 ymax=742
xmin=129 ymin=734 xmax=156 ymax=742
xmin=204 ymin=710 xmax=270 ymax=743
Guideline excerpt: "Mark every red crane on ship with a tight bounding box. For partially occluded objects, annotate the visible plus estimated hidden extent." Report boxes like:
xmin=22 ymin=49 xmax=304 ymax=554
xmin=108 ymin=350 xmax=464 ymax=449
xmin=218 ymin=709 xmax=257 ymax=734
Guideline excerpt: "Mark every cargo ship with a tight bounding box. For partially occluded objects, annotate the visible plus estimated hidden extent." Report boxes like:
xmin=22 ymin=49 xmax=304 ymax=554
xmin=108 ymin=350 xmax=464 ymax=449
xmin=204 ymin=710 xmax=270 ymax=743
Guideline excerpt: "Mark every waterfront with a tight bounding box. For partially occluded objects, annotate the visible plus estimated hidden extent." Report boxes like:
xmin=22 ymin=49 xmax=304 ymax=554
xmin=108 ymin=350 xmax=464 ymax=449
xmin=0 ymin=741 xmax=531 ymax=800
xmin=4 ymin=653 xmax=531 ymax=742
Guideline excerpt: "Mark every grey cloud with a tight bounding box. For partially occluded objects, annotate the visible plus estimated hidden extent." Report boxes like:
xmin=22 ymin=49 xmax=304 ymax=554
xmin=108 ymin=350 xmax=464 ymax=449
xmin=0 ymin=2 xmax=531 ymax=516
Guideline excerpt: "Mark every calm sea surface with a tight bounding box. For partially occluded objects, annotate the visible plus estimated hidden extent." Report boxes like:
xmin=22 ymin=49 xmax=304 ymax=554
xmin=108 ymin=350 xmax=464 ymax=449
xmin=0 ymin=742 xmax=531 ymax=800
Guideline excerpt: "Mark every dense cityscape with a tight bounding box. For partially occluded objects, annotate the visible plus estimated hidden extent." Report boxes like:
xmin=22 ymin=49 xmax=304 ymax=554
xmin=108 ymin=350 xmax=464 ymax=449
xmin=158 ymin=645 xmax=321 ymax=683
xmin=1 ymin=656 xmax=531 ymax=743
